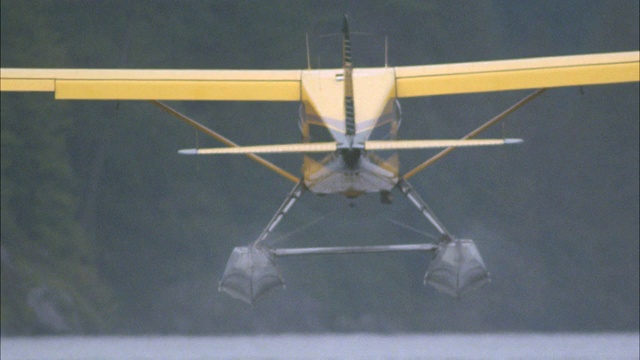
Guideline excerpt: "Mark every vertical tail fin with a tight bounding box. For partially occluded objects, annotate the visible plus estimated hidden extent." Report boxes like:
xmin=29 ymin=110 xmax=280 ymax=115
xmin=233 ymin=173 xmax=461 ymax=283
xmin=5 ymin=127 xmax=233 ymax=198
xmin=342 ymin=15 xmax=353 ymax=68
xmin=342 ymin=16 xmax=356 ymax=140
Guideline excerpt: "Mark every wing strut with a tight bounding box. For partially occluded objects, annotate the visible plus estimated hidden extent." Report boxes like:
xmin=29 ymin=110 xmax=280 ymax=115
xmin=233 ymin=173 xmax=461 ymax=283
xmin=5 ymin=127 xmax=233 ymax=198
xmin=403 ymin=88 xmax=547 ymax=179
xmin=149 ymin=100 xmax=300 ymax=183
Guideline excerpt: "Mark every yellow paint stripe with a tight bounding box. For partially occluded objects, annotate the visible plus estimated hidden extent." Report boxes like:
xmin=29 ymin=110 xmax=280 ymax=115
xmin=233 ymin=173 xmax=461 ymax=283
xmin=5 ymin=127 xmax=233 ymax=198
xmin=396 ymin=51 xmax=639 ymax=97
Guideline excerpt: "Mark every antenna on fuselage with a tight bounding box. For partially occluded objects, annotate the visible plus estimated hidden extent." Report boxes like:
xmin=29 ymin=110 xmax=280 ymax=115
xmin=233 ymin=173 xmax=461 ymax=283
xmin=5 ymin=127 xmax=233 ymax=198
xmin=385 ymin=36 xmax=388 ymax=67
xmin=305 ymin=33 xmax=311 ymax=69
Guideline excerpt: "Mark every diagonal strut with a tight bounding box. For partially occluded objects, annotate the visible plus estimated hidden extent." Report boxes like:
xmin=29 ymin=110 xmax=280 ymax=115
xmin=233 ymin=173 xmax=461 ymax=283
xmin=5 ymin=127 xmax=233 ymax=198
xmin=150 ymin=100 xmax=300 ymax=183
xmin=253 ymin=181 xmax=306 ymax=246
xmin=403 ymin=88 xmax=547 ymax=179
xmin=397 ymin=178 xmax=451 ymax=239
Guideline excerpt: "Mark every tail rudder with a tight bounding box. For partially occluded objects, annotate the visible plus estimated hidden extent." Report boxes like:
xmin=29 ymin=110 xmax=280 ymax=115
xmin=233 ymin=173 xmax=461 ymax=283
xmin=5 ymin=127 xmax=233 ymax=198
xmin=342 ymin=15 xmax=356 ymax=140
xmin=342 ymin=15 xmax=352 ymax=69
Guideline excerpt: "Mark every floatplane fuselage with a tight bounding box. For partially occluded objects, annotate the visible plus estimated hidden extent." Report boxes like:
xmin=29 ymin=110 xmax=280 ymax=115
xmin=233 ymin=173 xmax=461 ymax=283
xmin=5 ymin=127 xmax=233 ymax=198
xmin=299 ymin=17 xmax=399 ymax=198
xmin=219 ymin=17 xmax=491 ymax=303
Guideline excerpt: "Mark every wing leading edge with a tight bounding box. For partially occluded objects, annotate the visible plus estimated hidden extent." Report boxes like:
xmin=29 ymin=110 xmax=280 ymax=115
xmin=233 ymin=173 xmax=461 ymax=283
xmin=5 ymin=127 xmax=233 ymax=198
xmin=1 ymin=51 xmax=637 ymax=101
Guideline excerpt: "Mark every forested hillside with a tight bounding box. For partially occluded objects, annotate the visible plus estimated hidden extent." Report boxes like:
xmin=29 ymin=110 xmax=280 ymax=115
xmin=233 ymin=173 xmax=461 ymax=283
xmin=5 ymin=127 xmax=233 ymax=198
xmin=1 ymin=1 xmax=638 ymax=334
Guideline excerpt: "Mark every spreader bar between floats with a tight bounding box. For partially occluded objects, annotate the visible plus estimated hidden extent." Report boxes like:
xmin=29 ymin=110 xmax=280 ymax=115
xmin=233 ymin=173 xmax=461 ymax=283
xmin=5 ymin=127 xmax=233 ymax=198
xmin=271 ymin=243 xmax=437 ymax=256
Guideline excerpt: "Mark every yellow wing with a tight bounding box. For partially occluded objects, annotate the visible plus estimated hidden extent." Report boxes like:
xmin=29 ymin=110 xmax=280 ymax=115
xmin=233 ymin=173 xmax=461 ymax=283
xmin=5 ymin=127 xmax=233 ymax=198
xmin=0 ymin=68 xmax=301 ymax=101
xmin=1 ymin=51 xmax=637 ymax=101
xmin=394 ymin=51 xmax=639 ymax=97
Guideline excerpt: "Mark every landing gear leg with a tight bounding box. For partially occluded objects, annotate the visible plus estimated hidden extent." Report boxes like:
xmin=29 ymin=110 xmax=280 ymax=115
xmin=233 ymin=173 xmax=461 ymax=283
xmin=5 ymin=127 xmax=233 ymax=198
xmin=397 ymin=179 xmax=451 ymax=240
xmin=253 ymin=181 xmax=306 ymax=247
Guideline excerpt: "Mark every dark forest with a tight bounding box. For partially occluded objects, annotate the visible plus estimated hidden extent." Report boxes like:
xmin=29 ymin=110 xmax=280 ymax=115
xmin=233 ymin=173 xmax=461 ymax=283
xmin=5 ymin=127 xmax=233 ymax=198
xmin=1 ymin=1 xmax=638 ymax=334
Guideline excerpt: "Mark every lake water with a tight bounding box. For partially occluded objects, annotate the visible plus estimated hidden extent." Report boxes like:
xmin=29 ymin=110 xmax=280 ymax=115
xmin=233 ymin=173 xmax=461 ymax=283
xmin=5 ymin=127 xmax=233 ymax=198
xmin=1 ymin=333 xmax=638 ymax=360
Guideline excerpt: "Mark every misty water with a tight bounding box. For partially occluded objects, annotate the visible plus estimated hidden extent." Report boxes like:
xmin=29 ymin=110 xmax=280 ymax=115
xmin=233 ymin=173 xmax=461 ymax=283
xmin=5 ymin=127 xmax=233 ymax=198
xmin=2 ymin=333 xmax=638 ymax=360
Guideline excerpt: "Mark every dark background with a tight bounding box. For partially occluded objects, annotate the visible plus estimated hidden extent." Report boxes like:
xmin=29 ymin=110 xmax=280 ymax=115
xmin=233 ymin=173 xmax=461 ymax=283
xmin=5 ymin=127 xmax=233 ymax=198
xmin=1 ymin=0 xmax=638 ymax=334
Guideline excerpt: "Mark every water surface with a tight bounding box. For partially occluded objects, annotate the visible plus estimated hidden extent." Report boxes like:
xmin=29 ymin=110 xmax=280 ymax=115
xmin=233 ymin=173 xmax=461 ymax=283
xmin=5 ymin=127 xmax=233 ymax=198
xmin=2 ymin=333 xmax=638 ymax=360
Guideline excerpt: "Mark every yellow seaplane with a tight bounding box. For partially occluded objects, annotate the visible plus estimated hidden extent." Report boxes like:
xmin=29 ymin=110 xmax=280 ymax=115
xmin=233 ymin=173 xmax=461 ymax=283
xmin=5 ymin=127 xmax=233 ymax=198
xmin=2 ymin=16 xmax=638 ymax=304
